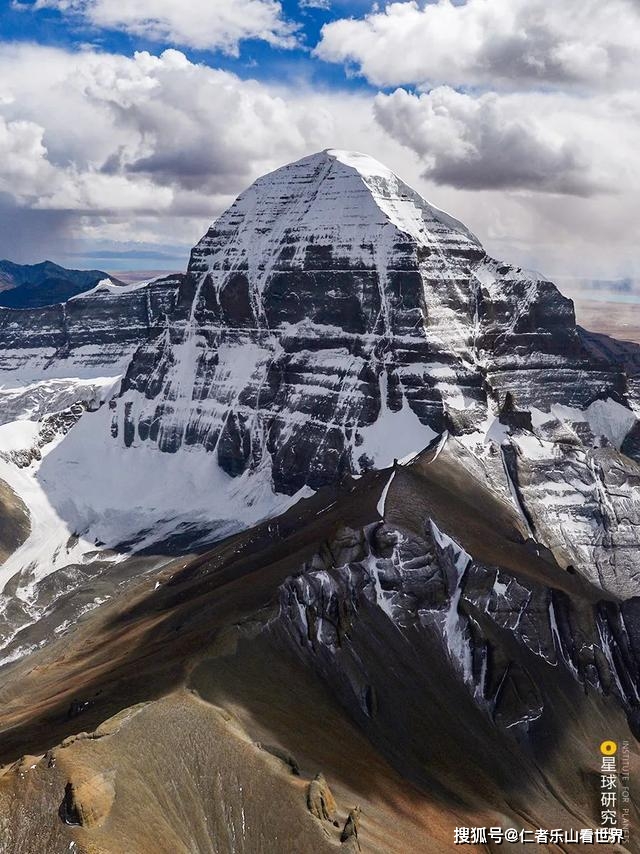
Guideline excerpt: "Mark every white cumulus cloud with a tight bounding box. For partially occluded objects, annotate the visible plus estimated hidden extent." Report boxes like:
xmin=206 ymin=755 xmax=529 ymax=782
xmin=0 ymin=41 xmax=637 ymax=279
xmin=316 ymin=0 xmax=640 ymax=90
xmin=0 ymin=45 xmax=320 ymax=213
xmin=374 ymin=86 xmax=639 ymax=195
xmin=312 ymin=0 xmax=640 ymax=200
xmin=0 ymin=43 xmax=393 ymax=259
xmin=21 ymin=0 xmax=299 ymax=54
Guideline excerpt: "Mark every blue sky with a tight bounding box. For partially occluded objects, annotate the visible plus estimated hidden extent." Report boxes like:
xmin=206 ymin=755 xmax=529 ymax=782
xmin=0 ymin=0 xmax=377 ymax=92
xmin=0 ymin=0 xmax=638 ymax=283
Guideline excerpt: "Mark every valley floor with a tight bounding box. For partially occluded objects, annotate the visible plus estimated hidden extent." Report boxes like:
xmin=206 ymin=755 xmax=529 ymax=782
xmin=574 ymin=297 xmax=640 ymax=345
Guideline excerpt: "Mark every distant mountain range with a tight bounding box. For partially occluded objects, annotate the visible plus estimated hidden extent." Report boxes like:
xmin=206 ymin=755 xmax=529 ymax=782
xmin=0 ymin=259 xmax=118 ymax=309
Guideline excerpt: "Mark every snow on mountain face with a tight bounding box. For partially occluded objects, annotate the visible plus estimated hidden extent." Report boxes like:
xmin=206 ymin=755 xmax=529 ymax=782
xmin=0 ymin=275 xmax=178 ymax=378
xmin=120 ymin=151 xmax=484 ymax=483
xmin=188 ymin=148 xmax=481 ymax=295
xmin=3 ymin=153 xmax=640 ymax=849
xmin=1 ymin=149 xmax=640 ymax=620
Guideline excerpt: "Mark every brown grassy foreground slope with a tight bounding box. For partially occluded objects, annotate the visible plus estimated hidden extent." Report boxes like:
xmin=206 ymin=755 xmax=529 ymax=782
xmin=0 ymin=452 xmax=637 ymax=853
xmin=0 ymin=474 xmax=442 ymax=853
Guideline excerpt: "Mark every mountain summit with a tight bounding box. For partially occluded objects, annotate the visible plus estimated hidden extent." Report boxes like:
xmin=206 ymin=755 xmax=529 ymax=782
xmin=0 ymin=151 xmax=639 ymax=853
xmin=188 ymin=148 xmax=481 ymax=296
xmin=1 ymin=150 xmax=639 ymax=597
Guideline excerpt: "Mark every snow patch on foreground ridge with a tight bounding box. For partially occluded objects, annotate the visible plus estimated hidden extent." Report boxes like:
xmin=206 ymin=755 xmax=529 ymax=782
xmin=0 ymin=404 xmax=313 ymax=597
xmin=431 ymin=520 xmax=473 ymax=684
xmin=0 ymin=437 xmax=110 ymax=598
xmin=376 ymin=471 xmax=395 ymax=517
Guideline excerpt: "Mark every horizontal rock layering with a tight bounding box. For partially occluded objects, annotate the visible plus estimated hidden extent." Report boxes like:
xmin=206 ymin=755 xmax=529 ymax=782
xmin=1 ymin=149 xmax=640 ymax=615
xmin=116 ymin=151 xmax=640 ymax=597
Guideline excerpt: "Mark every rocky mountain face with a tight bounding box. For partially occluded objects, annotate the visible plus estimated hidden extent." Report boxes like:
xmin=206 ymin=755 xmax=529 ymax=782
xmin=0 ymin=150 xmax=639 ymax=853
xmin=0 ymin=274 xmax=178 ymax=379
xmin=0 ymin=273 xmax=181 ymax=465
xmin=112 ymin=150 xmax=640 ymax=599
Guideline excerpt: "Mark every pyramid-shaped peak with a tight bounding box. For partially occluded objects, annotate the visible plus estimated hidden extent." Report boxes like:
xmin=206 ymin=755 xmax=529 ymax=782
xmin=243 ymin=147 xmax=398 ymax=197
xmin=188 ymin=149 xmax=482 ymax=281
xmin=262 ymin=147 xmax=392 ymax=176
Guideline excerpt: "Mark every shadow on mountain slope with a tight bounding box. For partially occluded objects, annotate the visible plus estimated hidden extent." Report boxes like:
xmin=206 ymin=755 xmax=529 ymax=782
xmin=0 ymin=481 xmax=29 ymax=564
xmin=0 ymin=448 xmax=638 ymax=852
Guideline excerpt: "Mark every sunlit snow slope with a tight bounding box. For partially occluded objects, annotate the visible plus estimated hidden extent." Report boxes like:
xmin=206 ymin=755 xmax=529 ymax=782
xmin=1 ymin=148 xmax=640 ymax=642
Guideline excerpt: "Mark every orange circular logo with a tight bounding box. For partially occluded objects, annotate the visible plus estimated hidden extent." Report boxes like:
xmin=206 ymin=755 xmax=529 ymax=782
xmin=600 ymin=741 xmax=618 ymax=756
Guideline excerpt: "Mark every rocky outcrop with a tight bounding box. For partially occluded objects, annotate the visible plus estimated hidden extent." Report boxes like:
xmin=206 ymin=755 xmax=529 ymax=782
xmin=341 ymin=807 xmax=362 ymax=850
xmin=60 ymin=772 xmax=115 ymax=828
xmin=1 ymin=404 xmax=90 ymax=468
xmin=307 ymin=773 xmax=338 ymax=824
xmin=275 ymin=499 xmax=640 ymax=767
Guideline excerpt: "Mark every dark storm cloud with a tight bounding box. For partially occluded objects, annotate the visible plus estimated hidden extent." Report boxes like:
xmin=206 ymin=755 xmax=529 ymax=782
xmin=0 ymin=195 xmax=74 ymax=263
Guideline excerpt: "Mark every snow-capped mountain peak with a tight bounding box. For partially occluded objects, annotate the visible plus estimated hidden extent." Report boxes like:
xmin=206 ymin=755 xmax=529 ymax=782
xmin=1 ymin=149 xmax=640 ymax=627
xmin=188 ymin=148 xmax=481 ymax=310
